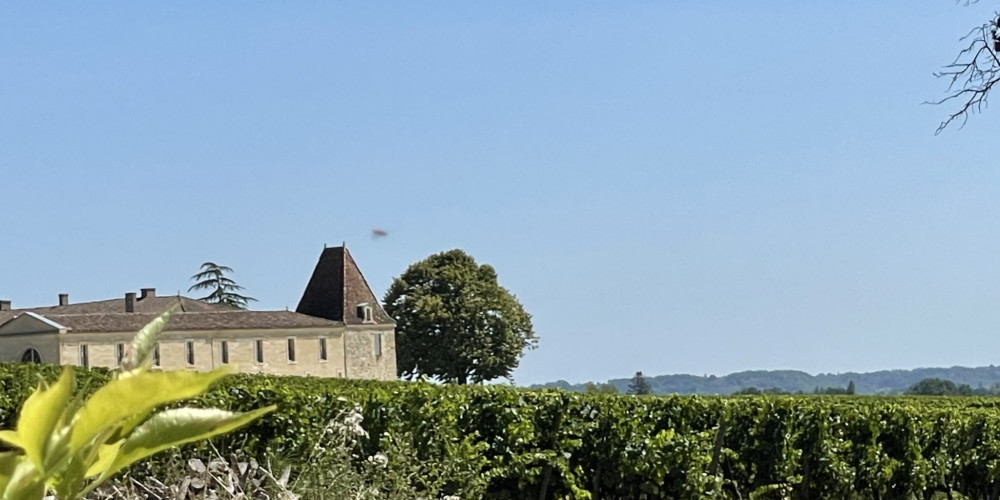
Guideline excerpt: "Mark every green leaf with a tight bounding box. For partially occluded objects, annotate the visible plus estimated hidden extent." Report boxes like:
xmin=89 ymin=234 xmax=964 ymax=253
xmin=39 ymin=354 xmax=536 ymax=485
xmin=15 ymin=368 xmax=74 ymax=472
xmin=0 ymin=433 xmax=22 ymax=451
xmin=0 ymin=452 xmax=19 ymax=494
xmin=124 ymin=305 xmax=177 ymax=373
xmin=98 ymin=406 xmax=275 ymax=480
xmin=2 ymin=459 xmax=44 ymax=500
xmin=83 ymin=442 xmax=122 ymax=479
xmin=70 ymin=368 xmax=233 ymax=453
xmin=105 ymin=409 xmax=151 ymax=445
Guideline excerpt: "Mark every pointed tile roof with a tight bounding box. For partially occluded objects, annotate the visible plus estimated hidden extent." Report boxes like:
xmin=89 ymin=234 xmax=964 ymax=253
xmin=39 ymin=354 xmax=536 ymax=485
xmin=296 ymin=245 xmax=394 ymax=325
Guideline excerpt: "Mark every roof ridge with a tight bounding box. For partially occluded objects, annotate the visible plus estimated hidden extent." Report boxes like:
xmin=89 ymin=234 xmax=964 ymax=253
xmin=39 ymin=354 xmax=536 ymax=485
xmin=44 ymin=312 xmax=157 ymax=317
xmin=40 ymin=309 xmax=328 ymax=317
xmin=342 ymin=245 xmax=348 ymax=325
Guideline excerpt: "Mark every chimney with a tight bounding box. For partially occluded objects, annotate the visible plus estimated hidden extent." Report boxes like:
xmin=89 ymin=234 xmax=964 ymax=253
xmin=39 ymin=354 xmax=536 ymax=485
xmin=140 ymin=288 xmax=156 ymax=300
xmin=0 ymin=300 xmax=10 ymax=311
xmin=58 ymin=293 xmax=69 ymax=306
xmin=125 ymin=293 xmax=136 ymax=313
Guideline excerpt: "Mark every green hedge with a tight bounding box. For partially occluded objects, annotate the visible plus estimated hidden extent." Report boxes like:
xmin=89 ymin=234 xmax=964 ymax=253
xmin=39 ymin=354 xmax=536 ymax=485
xmin=4 ymin=363 xmax=1000 ymax=499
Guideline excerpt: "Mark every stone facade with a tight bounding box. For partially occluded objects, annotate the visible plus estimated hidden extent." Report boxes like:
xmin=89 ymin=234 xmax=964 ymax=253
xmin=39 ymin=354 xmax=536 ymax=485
xmin=0 ymin=332 xmax=59 ymax=364
xmin=0 ymin=246 xmax=398 ymax=380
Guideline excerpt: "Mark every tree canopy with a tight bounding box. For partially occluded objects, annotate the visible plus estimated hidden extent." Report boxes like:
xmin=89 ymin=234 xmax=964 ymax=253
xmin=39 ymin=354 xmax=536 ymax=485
xmin=583 ymin=382 xmax=619 ymax=394
xmin=905 ymin=377 xmax=974 ymax=396
xmin=383 ymin=249 xmax=537 ymax=384
xmin=188 ymin=262 xmax=257 ymax=310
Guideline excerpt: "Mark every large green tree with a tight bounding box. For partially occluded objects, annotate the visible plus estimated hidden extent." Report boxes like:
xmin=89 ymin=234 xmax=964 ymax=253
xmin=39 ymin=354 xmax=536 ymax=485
xmin=383 ymin=249 xmax=537 ymax=384
xmin=188 ymin=262 xmax=257 ymax=310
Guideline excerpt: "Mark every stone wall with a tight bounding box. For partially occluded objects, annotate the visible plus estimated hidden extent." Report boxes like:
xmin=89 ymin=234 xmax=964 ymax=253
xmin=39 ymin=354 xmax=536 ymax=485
xmin=53 ymin=327 xmax=375 ymax=378
xmin=0 ymin=333 xmax=59 ymax=364
xmin=7 ymin=326 xmax=396 ymax=381
xmin=344 ymin=327 xmax=396 ymax=380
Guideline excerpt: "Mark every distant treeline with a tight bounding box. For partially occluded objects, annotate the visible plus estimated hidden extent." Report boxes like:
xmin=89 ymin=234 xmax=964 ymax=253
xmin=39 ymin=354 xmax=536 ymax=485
xmin=733 ymin=378 xmax=1000 ymax=396
xmin=535 ymin=365 xmax=1000 ymax=395
xmin=734 ymin=380 xmax=856 ymax=395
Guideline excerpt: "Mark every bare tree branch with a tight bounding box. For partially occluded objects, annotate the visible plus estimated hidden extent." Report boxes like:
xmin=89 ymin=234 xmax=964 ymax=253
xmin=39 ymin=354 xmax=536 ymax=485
xmin=928 ymin=11 xmax=1000 ymax=134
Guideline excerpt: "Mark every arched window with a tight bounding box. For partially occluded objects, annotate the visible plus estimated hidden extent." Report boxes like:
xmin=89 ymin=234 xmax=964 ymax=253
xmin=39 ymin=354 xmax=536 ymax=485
xmin=21 ymin=348 xmax=41 ymax=363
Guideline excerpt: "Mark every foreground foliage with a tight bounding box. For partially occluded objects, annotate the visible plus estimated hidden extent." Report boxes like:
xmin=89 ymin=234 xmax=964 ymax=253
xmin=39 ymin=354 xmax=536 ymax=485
xmin=0 ymin=309 xmax=272 ymax=499
xmin=7 ymin=367 xmax=1000 ymax=498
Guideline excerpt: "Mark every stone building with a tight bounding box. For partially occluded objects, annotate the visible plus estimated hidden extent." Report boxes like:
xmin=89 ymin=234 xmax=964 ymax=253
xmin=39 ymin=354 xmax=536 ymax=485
xmin=0 ymin=246 xmax=396 ymax=380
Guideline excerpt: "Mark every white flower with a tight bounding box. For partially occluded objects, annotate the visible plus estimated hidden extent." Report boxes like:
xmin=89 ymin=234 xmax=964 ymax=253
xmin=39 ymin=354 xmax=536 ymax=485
xmin=367 ymin=452 xmax=388 ymax=468
xmin=323 ymin=404 xmax=369 ymax=439
xmin=341 ymin=404 xmax=368 ymax=437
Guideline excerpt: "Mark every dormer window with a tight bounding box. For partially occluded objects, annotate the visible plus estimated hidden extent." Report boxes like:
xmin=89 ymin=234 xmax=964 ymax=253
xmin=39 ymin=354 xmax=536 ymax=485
xmin=356 ymin=303 xmax=374 ymax=324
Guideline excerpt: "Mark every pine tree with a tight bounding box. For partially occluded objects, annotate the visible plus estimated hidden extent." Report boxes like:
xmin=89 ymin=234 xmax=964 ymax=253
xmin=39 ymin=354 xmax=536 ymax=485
xmin=188 ymin=262 xmax=257 ymax=310
xmin=846 ymin=380 xmax=856 ymax=395
xmin=628 ymin=371 xmax=652 ymax=395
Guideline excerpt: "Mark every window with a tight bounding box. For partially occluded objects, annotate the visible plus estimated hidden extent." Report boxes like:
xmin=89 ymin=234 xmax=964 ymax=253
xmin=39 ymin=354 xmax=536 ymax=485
xmin=220 ymin=341 xmax=229 ymax=364
xmin=116 ymin=344 xmax=125 ymax=366
xmin=319 ymin=337 xmax=328 ymax=362
xmin=357 ymin=304 xmax=374 ymax=323
xmin=185 ymin=341 xmax=195 ymax=366
xmin=153 ymin=344 xmax=160 ymax=367
xmin=374 ymin=333 xmax=382 ymax=358
xmin=79 ymin=345 xmax=89 ymax=368
xmin=21 ymin=348 xmax=41 ymax=363
xmin=287 ymin=338 xmax=296 ymax=363
xmin=254 ymin=339 xmax=264 ymax=364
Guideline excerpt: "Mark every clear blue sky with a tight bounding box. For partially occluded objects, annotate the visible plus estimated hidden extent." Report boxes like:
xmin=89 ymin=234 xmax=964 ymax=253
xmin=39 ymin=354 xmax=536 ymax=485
xmin=2 ymin=2 xmax=997 ymax=385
